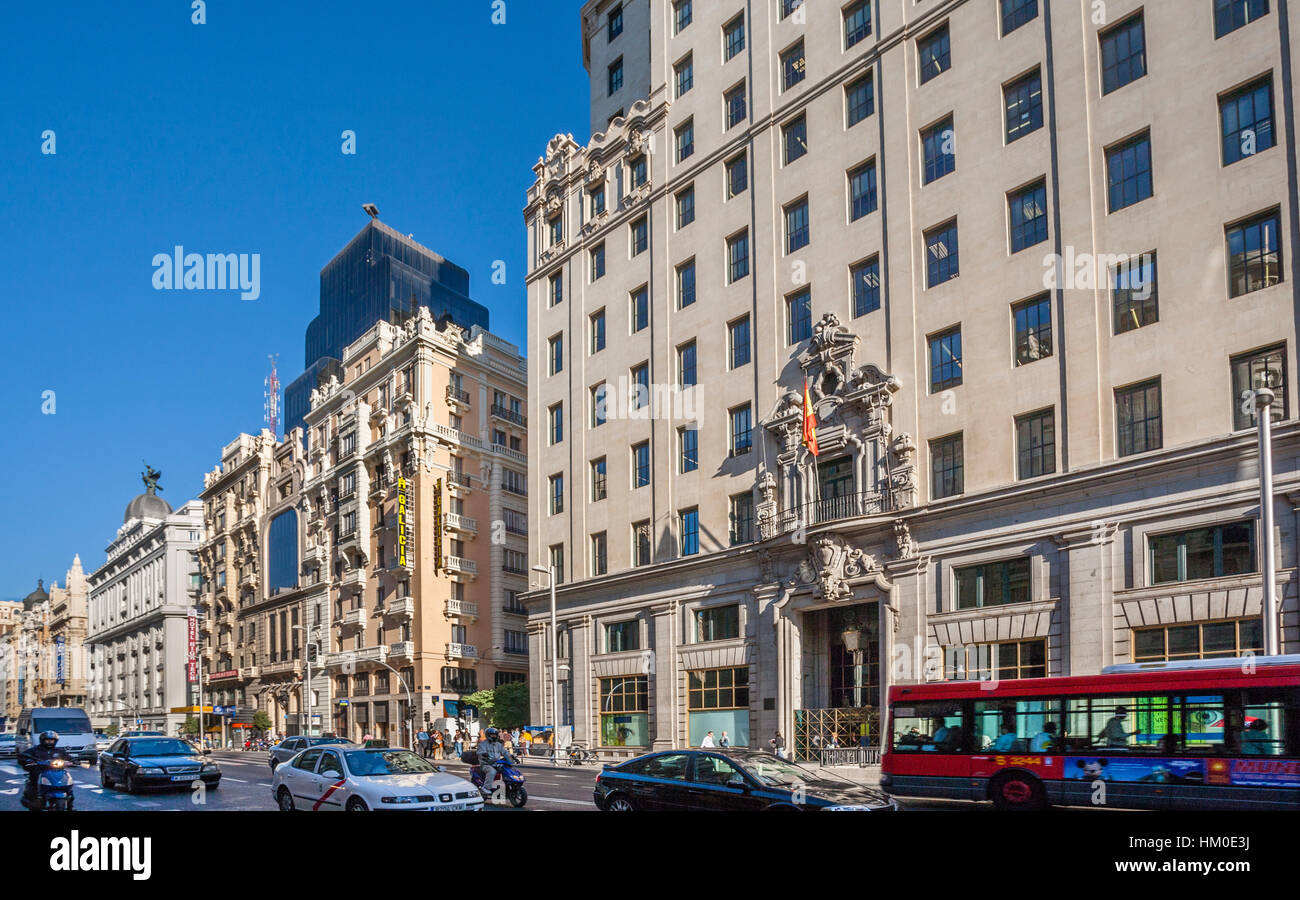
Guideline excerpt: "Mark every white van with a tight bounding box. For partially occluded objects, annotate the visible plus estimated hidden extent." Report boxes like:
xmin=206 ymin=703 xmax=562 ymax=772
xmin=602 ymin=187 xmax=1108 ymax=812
xmin=15 ymin=708 xmax=98 ymax=763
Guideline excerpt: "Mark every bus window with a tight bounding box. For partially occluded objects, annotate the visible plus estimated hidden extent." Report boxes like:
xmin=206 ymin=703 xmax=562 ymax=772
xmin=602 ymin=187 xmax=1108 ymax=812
xmin=1064 ymin=697 xmax=1172 ymax=753
xmin=1174 ymin=695 xmax=1227 ymax=755
xmin=973 ymin=700 xmax=1061 ymax=752
xmin=1240 ymin=693 xmax=1289 ymax=756
xmin=890 ymin=701 xmax=964 ymax=753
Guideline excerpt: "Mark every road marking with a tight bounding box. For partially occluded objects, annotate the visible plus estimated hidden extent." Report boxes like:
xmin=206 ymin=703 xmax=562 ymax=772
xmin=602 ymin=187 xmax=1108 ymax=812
xmin=526 ymin=796 xmax=593 ymax=806
xmin=224 ymin=778 xmax=248 ymax=783
xmin=0 ymin=766 xmax=21 ymax=776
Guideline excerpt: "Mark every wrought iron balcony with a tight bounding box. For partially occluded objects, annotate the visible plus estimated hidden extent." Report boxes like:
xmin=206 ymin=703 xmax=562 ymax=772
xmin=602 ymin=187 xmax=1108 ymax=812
xmin=777 ymin=490 xmax=890 ymax=533
xmin=490 ymin=405 xmax=527 ymax=428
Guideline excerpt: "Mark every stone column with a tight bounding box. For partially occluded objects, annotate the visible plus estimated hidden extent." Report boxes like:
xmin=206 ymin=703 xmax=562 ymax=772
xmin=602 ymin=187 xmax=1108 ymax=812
xmin=649 ymin=600 xmax=677 ymax=750
xmin=752 ymin=582 xmax=784 ymax=741
xmin=1052 ymin=523 xmax=1118 ymax=675
xmin=883 ymin=554 xmax=931 ymax=687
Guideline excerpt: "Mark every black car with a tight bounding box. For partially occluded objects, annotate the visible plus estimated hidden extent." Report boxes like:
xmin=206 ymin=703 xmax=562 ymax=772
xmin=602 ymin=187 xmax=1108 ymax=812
xmin=98 ymin=737 xmax=221 ymax=793
xmin=593 ymin=749 xmax=896 ymax=811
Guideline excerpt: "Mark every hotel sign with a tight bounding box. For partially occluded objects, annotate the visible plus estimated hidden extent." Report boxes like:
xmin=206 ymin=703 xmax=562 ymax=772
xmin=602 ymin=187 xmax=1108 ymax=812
xmin=432 ymin=478 xmax=443 ymax=574
xmin=398 ymin=475 xmax=413 ymax=572
xmin=187 ymin=608 xmax=199 ymax=705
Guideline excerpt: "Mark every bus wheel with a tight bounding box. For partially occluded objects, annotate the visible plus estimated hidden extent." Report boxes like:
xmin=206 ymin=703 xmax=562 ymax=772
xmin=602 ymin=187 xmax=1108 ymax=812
xmin=990 ymin=773 xmax=1045 ymax=811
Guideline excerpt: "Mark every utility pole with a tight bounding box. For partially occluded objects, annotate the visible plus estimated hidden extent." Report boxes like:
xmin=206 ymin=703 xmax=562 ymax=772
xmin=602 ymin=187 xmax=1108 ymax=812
xmin=1254 ymin=382 xmax=1280 ymax=656
xmin=533 ymin=565 xmax=560 ymax=768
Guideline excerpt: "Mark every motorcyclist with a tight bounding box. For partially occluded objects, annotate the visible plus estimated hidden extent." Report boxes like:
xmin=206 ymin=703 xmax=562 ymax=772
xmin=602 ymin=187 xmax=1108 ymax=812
xmin=476 ymin=727 xmax=514 ymax=795
xmin=18 ymin=731 xmax=71 ymax=806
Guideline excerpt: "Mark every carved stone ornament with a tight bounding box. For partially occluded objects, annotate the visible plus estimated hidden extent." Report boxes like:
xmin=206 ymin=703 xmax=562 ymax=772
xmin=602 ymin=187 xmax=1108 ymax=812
xmin=795 ymin=534 xmax=880 ymax=602
xmin=893 ymin=520 xmax=916 ymax=560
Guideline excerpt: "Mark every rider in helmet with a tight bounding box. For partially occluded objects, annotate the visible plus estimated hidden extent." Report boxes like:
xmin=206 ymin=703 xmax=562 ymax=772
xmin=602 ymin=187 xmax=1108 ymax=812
xmin=19 ymin=731 xmax=70 ymax=805
xmin=476 ymin=727 xmax=514 ymax=795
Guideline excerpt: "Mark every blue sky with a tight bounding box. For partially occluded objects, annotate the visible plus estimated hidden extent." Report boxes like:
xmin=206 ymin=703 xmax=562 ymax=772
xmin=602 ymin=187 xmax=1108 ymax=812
xmin=0 ymin=1 xmax=590 ymax=595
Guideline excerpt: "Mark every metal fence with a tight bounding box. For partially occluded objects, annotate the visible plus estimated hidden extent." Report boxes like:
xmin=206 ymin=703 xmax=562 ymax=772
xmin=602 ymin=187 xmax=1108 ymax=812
xmin=817 ymin=746 xmax=881 ymax=767
xmin=794 ymin=706 xmax=879 ymax=763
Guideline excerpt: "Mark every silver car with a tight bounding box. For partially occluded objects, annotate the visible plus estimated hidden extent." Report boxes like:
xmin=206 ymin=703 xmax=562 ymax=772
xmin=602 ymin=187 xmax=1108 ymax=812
xmin=271 ymin=746 xmax=482 ymax=812
xmin=0 ymin=733 xmax=17 ymax=760
xmin=268 ymin=736 xmax=354 ymax=771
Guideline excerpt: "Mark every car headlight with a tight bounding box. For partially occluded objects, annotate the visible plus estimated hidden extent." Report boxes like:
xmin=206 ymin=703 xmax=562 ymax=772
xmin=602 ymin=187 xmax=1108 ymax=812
xmin=380 ymin=796 xmax=423 ymax=804
xmin=139 ymin=767 xmax=164 ymax=776
xmin=201 ymin=763 xmax=219 ymax=773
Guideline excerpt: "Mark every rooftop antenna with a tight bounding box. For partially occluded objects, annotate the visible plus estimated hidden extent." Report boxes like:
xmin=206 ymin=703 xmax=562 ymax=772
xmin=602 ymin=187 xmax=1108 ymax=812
xmin=264 ymin=354 xmax=280 ymax=437
xmin=363 ymin=203 xmax=379 ymax=218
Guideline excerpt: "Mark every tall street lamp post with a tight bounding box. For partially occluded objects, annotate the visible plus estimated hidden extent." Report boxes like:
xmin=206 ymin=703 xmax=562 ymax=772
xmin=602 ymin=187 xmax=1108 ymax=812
xmin=533 ymin=565 xmax=560 ymax=768
xmin=1254 ymin=383 xmax=1280 ymax=656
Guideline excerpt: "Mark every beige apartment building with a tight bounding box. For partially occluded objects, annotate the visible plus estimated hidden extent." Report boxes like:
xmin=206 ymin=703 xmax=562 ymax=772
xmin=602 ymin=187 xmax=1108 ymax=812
xmin=41 ymin=557 xmax=90 ymax=709
xmin=525 ymin=0 xmax=1299 ymax=758
xmin=302 ymin=305 xmax=530 ymax=744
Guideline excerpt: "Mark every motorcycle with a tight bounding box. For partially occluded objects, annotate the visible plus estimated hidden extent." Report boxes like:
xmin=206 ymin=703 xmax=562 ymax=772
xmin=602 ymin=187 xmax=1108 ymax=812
xmin=21 ymin=757 xmax=75 ymax=812
xmin=469 ymin=756 xmax=528 ymax=808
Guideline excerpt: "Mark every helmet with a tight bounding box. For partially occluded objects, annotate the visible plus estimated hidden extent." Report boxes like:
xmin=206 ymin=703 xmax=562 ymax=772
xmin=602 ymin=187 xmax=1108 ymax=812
xmin=39 ymin=731 xmax=59 ymax=748
xmin=485 ymin=727 xmax=499 ymax=740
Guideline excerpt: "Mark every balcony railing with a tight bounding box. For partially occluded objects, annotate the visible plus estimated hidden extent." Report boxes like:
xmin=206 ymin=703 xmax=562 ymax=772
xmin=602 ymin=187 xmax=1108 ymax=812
xmin=449 ymin=472 xmax=473 ymax=489
xmin=340 ymin=569 xmax=366 ymax=591
xmin=490 ymin=443 xmax=528 ymax=464
xmin=445 ymin=598 xmax=479 ymax=619
xmin=389 ymin=641 xmax=415 ymax=661
xmin=777 ymin=490 xmax=890 ymax=533
xmin=491 ymin=405 xmax=527 ymax=428
xmin=340 ymin=608 xmax=367 ymax=631
xmin=502 ymin=481 xmax=527 ymax=497
xmin=445 ymin=556 xmax=478 ymax=576
xmin=447 ymin=385 xmax=470 ymax=405
xmin=385 ymin=597 xmax=415 ymax=620
xmin=446 ymin=642 xmax=478 ymax=661
xmin=444 ymin=512 xmax=478 ymax=534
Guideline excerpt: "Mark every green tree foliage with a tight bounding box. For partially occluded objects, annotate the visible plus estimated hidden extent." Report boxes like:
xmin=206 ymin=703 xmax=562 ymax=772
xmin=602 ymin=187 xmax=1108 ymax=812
xmin=463 ymin=682 xmax=530 ymax=729
xmin=252 ymin=710 xmax=273 ymax=734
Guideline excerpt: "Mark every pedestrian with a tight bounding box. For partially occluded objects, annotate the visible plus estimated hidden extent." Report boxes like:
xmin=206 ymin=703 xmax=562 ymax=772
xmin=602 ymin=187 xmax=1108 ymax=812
xmin=417 ymin=728 xmax=430 ymax=758
xmin=433 ymin=731 xmax=444 ymax=760
xmin=454 ymin=729 xmax=465 ymax=758
xmin=719 ymin=731 xmax=731 ymax=749
xmin=769 ymin=730 xmax=787 ymax=760
xmin=700 ymin=730 xmax=717 ymax=748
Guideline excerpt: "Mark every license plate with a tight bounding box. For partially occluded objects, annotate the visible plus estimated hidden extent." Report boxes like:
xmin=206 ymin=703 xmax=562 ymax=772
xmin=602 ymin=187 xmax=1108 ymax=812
xmin=433 ymin=803 xmax=470 ymax=811
xmin=170 ymin=775 xmax=196 ymax=782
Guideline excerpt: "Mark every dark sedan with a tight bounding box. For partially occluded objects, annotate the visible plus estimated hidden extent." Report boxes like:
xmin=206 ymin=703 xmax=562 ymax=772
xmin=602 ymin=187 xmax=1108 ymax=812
xmin=593 ymin=749 xmax=896 ymax=811
xmin=98 ymin=737 xmax=221 ymax=793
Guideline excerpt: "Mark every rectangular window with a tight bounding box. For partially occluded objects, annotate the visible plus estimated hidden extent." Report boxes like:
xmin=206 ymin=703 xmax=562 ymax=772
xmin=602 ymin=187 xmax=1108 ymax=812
xmin=1150 ymin=522 xmax=1256 ymax=584
xmin=550 ymin=544 xmax=565 ymax=585
xmin=851 ymin=257 xmax=880 ymax=317
xmin=676 ymin=185 xmax=695 ymax=228
xmin=1001 ymin=0 xmax=1038 ymax=35
xmin=729 ymin=316 xmax=751 ymax=369
xmin=677 ymin=259 xmax=696 ymax=308
xmin=1010 ymin=181 xmax=1048 ymax=252
xmin=679 ymin=427 xmax=699 ymax=473
xmin=931 ymin=433 xmax=964 ymax=499
xmin=729 ymin=492 xmax=754 ymax=545
xmin=781 ymin=0 xmax=804 ymax=19
xmin=590 ymin=383 xmax=607 ymax=428
xmin=844 ymin=0 xmax=872 ymax=48
xmin=929 ymin=327 xmax=962 ymax=392
xmin=1004 ymin=69 xmax=1043 ymax=142
xmin=549 ymin=272 xmax=563 ymax=306
xmin=632 ymin=441 xmax=650 ymax=488
xmin=549 ymin=473 xmax=564 ymax=515
xmin=629 ymin=155 xmax=647 ymax=188
xmin=838 ymin=159 xmax=876 ymax=233
xmin=608 ymin=58 xmax=624 ymax=95
xmin=925 ymin=220 xmax=960 ymax=287
xmin=631 ymin=286 xmax=649 ymax=332
xmin=630 ymin=363 xmax=649 ymax=410
xmin=605 ymin=621 xmax=639 ymax=654
xmin=1112 ymin=252 xmax=1158 ymax=333
xmin=675 ymin=119 xmax=694 ymax=162
xmin=787 ymin=288 xmax=813 ymax=344
xmin=1231 ymin=345 xmax=1287 ymax=430
xmin=1012 ymin=294 xmax=1053 ymax=365
xmin=1116 ymin=379 xmax=1162 ymax=457
xmin=725 ymin=82 xmax=747 ymax=129
xmin=845 ymin=73 xmax=874 ymax=127
xmin=1221 ymin=77 xmax=1275 ymax=165
xmin=590 ymin=308 xmax=606 ymax=353
xmin=724 ymin=14 xmax=746 ymax=61
xmin=696 ymin=607 xmax=740 ymax=642
xmin=921 ymin=117 xmax=955 ymax=185
xmin=633 ymin=520 xmax=652 ymax=566
xmin=549 ymin=404 xmax=563 ymax=445
xmin=599 ymin=675 xmax=648 ymax=745
xmin=955 ymin=558 xmax=1031 ymax=609
xmin=680 ymin=508 xmax=700 ymax=556
xmin=728 ymin=230 xmax=750 ymax=283
xmin=590 ymin=185 xmax=606 ymax=218
xmin=949 ymin=641 xmax=1047 ymax=682
xmin=1100 ymin=13 xmax=1146 ymax=94
xmin=918 ymin=24 xmax=951 ymax=83
xmin=675 ymin=54 xmax=694 ymax=98
xmin=726 ymin=152 xmax=748 ymax=198
xmin=678 ymin=341 xmax=697 ymax=387
xmin=783 ymin=115 xmax=808 ymax=165
xmin=674 ymin=0 xmax=692 ymax=33
xmin=1228 ymin=210 xmax=1283 ymax=297
xmin=1133 ymin=618 xmax=1262 ymax=661
xmin=688 ymin=668 xmax=750 ymax=721
xmin=591 ymin=533 xmax=608 ymax=577
xmin=630 ymin=216 xmax=648 ymax=256
xmin=590 ymin=458 xmax=607 ymax=501
xmin=1106 ymin=132 xmax=1153 ymax=212
xmin=730 ymin=404 xmax=753 ymax=457
xmin=1215 ymin=0 xmax=1270 ymax=38
xmin=548 ymin=333 xmax=563 ymax=375
xmin=608 ymin=4 xmax=623 ymax=40
xmin=1016 ymin=409 xmax=1056 ymax=479
xmin=781 ymin=40 xmax=806 ymax=91
xmin=549 ymin=215 xmax=564 ymax=246
xmin=785 ymin=197 xmax=810 ymax=253
xmin=590 ymin=243 xmax=606 ymax=281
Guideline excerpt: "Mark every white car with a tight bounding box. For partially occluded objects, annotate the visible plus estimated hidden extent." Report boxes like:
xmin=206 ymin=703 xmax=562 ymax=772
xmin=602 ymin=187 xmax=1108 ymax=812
xmin=271 ymin=746 xmax=483 ymax=812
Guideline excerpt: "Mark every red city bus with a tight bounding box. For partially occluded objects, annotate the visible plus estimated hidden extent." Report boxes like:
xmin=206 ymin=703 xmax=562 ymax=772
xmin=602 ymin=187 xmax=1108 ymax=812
xmin=880 ymin=655 xmax=1300 ymax=811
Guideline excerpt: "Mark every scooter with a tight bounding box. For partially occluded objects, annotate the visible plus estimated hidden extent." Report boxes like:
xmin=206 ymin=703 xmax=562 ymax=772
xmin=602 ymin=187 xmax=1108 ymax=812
xmin=20 ymin=757 xmax=75 ymax=812
xmin=469 ymin=757 xmax=528 ymax=808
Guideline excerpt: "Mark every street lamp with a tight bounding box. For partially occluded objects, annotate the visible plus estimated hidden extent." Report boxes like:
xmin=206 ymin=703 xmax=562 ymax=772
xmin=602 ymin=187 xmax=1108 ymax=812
xmin=532 ymin=564 xmax=560 ymax=769
xmin=1254 ymin=379 xmax=1281 ymax=656
xmin=291 ymin=625 xmax=317 ymax=738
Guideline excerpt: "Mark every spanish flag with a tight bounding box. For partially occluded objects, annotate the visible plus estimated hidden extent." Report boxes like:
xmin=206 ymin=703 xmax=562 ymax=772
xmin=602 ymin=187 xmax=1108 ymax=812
xmin=802 ymin=378 xmax=819 ymax=457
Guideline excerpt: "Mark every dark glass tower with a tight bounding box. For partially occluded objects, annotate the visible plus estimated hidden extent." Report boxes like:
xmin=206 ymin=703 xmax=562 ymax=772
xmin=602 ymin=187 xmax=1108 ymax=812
xmin=284 ymin=219 xmax=490 ymax=438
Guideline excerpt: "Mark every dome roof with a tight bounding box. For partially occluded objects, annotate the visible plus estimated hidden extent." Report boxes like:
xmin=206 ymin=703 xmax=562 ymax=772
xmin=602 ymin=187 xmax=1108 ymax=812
xmin=23 ymin=578 xmax=49 ymax=611
xmin=124 ymin=491 xmax=173 ymax=523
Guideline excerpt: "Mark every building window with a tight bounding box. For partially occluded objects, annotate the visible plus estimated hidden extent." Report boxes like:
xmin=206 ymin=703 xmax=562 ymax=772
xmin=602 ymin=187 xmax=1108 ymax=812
xmin=1231 ymin=345 xmax=1287 ymax=430
xmin=590 ymin=243 xmax=606 ymax=281
xmin=781 ymin=40 xmax=806 ymax=91
xmin=783 ymin=115 xmax=808 ymax=164
xmin=608 ymin=3 xmax=623 ymax=40
xmin=844 ymin=0 xmax=872 ymax=47
xmin=1106 ymin=132 xmax=1153 ymax=212
xmin=921 ymin=117 xmax=955 ymax=184
xmin=630 ymin=216 xmax=648 ymax=256
xmin=1010 ymin=181 xmax=1048 ymax=252
xmin=1100 ymin=13 xmax=1146 ymax=94
xmin=1116 ymin=379 xmax=1163 ymax=457
xmin=726 ymin=152 xmax=748 ymax=199
xmin=947 ymin=640 xmax=1046 ymax=681
xmin=781 ymin=0 xmax=804 ymax=19
xmin=925 ymin=220 xmax=960 ymax=287
xmin=608 ymin=57 xmax=623 ymax=96
xmin=725 ymin=82 xmax=747 ymax=129
xmin=504 ymin=632 xmax=528 ymax=656
xmin=678 ymin=426 xmax=699 ymax=473
xmin=1113 ymin=252 xmax=1158 ymax=333
xmin=600 ymin=676 xmax=648 ymax=747
xmin=631 ymin=285 xmax=649 ymax=332
xmin=590 ymin=383 xmax=607 ymax=428
xmin=785 ymin=197 xmax=810 ymax=253
xmin=676 ymin=186 xmax=695 ymax=229
xmin=931 ymin=433 xmax=964 ymax=500
xmin=590 ymin=185 xmax=606 ymax=218
xmin=688 ymin=667 xmax=750 ymax=746
xmin=677 ymin=259 xmax=696 ymax=308
xmin=1221 ymin=77 xmax=1275 ymax=165
xmin=724 ymin=13 xmax=746 ymax=60
xmin=918 ymin=23 xmax=951 ymax=84
xmin=1150 ymin=522 xmax=1256 ymax=584
xmin=678 ymin=341 xmax=697 ymax=387
xmin=1004 ymin=69 xmax=1043 ymax=142
xmin=1012 ymin=293 xmax=1053 ymax=365
xmin=548 ymin=214 xmax=564 ymax=247
xmin=675 ymin=119 xmax=695 ymax=162
xmin=787 ymin=288 xmax=813 ymax=344
xmin=442 ymin=667 xmax=478 ymax=694
xmin=1227 ymin=210 xmax=1283 ymax=297
xmin=1016 ymin=408 xmax=1056 ymax=479
xmin=590 ymin=308 xmax=606 ymax=353
xmin=680 ymin=508 xmax=700 ymax=556
xmin=1133 ymin=618 xmax=1262 ymax=662
xmin=632 ymin=442 xmax=650 ymax=488
xmin=696 ymin=606 xmax=740 ymax=642
xmin=550 ymin=545 xmax=565 ymax=585
xmin=729 ymin=316 xmax=751 ymax=369
xmin=632 ymin=520 xmax=652 ymax=567
xmin=674 ymin=0 xmax=692 ymax=33
xmin=675 ymin=54 xmax=693 ymax=98
xmin=845 ymin=73 xmax=874 ymax=127
xmin=630 ymin=363 xmax=649 ymax=410
xmin=590 ymin=457 xmax=608 ymax=502
xmin=729 ymin=492 xmax=754 ymax=545
xmin=548 ymin=333 xmax=563 ymax=375
xmin=848 ymin=161 xmax=877 ymax=221
xmin=549 ymin=404 xmax=563 ymax=445
xmin=851 ymin=257 xmax=880 ymax=317
xmin=548 ymin=272 xmax=563 ymax=307
xmin=1215 ymin=0 xmax=1270 ymax=38
xmin=728 ymin=230 xmax=750 ymax=283
xmin=549 ymin=474 xmax=564 ymax=515
xmin=629 ymin=155 xmax=647 ymax=188
xmin=591 ymin=533 xmax=608 ymax=577
xmin=956 ymin=558 xmax=1031 ymax=610
xmin=730 ymin=404 xmax=753 ymax=457
xmin=929 ymin=327 xmax=963 ymax=392
xmin=1002 ymin=0 xmax=1039 ymax=34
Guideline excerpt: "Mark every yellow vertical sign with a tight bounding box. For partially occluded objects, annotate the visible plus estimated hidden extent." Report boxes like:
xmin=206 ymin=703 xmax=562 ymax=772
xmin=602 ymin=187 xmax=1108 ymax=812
xmin=398 ymin=476 xmax=411 ymax=571
xmin=433 ymin=478 xmax=443 ymax=574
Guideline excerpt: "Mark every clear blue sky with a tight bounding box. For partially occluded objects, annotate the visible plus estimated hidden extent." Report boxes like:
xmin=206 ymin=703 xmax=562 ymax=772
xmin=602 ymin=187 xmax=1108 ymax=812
xmin=0 ymin=1 xmax=591 ymax=596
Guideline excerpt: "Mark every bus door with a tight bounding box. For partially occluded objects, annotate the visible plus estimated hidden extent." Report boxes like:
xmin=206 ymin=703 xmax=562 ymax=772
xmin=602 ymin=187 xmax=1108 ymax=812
xmin=885 ymin=700 xmax=974 ymax=798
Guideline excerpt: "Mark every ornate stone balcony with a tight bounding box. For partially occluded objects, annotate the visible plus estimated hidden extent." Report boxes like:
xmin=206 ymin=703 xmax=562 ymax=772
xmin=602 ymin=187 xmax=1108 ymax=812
xmin=444 ymin=512 xmax=478 ymax=535
xmin=388 ymin=641 xmax=414 ymax=661
xmin=444 ymin=598 xmax=479 ymax=621
xmin=446 ymin=642 xmax=478 ymax=662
